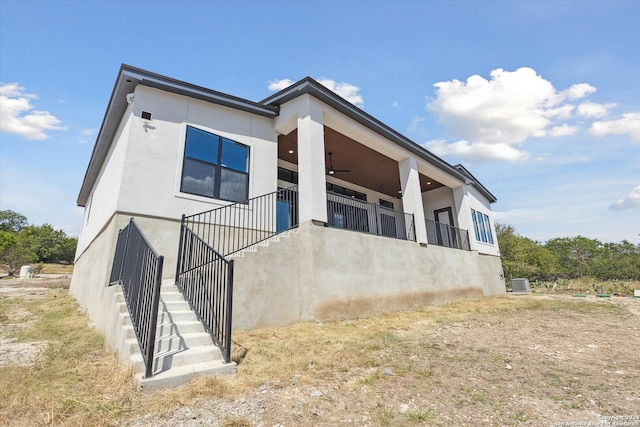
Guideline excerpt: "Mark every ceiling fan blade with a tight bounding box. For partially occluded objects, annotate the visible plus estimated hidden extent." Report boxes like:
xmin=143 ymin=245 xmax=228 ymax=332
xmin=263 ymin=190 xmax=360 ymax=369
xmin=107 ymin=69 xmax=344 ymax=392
xmin=326 ymin=152 xmax=350 ymax=174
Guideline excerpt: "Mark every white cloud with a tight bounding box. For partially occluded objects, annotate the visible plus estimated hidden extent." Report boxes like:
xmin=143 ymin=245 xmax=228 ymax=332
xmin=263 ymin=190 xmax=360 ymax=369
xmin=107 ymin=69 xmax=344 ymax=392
xmin=560 ymin=83 xmax=596 ymax=100
xmin=317 ymin=78 xmax=364 ymax=106
xmin=425 ymin=139 xmax=529 ymax=162
xmin=0 ymin=83 xmax=66 ymax=140
xmin=549 ymin=124 xmax=578 ymax=137
xmin=426 ymin=67 xmax=603 ymax=162
xmin=408 ymin=116 xmax=427 ymax=136
xmin=268 ymin=79 xmax=294 ymax=91
xmin=76 ymin=128 xmax=96 ymax=144
xmin=609 ymin=185 xmax=640 ymax=211
xmin=577 ymin=101 xmax=616 ymax=118
xmin=268 ymin=77 xmax=364 ymax=106
xmin=392 ymin=101 xmax=400 ymax=108
xmin=589 ymin=112 xmax=640 ymax=141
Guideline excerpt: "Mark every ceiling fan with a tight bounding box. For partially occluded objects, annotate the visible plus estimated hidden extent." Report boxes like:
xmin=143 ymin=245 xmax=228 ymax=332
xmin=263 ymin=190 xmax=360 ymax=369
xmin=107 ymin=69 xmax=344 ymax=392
xmin=326 ymin=152 xmax=351 ymax=175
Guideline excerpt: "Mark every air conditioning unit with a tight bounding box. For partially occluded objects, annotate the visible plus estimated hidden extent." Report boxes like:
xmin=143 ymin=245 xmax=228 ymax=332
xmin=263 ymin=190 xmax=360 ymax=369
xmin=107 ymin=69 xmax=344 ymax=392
xmin=511 ymin=278 xmax=530 ymax=293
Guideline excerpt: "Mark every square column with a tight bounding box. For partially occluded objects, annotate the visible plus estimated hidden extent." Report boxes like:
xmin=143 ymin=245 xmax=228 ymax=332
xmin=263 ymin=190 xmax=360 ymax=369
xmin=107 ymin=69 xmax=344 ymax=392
xmin=453 ymin=185 xmax=476 ymax=251
xmin=399 ymin=157 xmax=427 ymax=244
xmin=297 ymin=96 xmax=328 ymax=223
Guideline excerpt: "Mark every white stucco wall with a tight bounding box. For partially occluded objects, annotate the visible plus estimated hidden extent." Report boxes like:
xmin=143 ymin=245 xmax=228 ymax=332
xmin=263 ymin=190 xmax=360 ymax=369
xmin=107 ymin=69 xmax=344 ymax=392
xmin=422 ymin=186 xmax=457 ymax=223
xmin=454 ymin=185 xmax=500 ymax=256
xmin=75 ymin=108 xmax=133 ymax=259
xmin=118 ymin=86 xmax=278 ymax=219
xmin=75 ymin=85 xmax=278 ymax=261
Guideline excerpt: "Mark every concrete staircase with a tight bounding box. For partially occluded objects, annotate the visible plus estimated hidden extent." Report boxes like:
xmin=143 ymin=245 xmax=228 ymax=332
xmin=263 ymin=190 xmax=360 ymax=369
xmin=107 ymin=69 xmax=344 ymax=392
xmin=112 ymin=228 xmax=298 ymax=389
xmin=228 ymin=228 xmax=297 ymax=258
xmin=114 ymin=280 xmax=236 ymax=390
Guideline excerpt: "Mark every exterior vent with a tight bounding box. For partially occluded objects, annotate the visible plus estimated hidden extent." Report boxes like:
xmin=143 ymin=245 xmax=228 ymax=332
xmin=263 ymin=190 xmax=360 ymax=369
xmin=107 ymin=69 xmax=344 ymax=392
xmin=511 ymin=278 xmax=530 ymax=293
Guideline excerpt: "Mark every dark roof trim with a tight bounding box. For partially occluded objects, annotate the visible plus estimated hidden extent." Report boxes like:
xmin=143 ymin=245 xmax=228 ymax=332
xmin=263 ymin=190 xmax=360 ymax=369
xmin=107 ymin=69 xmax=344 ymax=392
xmin=78 ymin=67 xmax=496 ymax=206
xmin=123 ymin=65 xmax=279 ymax=117
xmin=261 ymin=77 xmax=496 ymax=203
xmin=77 ymin=65 xmax=279 ymax=206
xmin=454 ymin=164 xmax=497 ymax=203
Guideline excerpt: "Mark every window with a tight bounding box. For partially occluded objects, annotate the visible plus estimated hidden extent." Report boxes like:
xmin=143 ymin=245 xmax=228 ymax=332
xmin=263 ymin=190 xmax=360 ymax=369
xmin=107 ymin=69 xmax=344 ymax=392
xmin=379 ymin=199 xmax=394 ymax=209
xmin=471 ymin=209 xmax=494 ymax=244
xmin=326 ymin=183 xmax=367 ymax=201
xmin=181 ymin=126 xmax=249 ymax=203
xmin=278 ymin=167 xmax=298 ymax=184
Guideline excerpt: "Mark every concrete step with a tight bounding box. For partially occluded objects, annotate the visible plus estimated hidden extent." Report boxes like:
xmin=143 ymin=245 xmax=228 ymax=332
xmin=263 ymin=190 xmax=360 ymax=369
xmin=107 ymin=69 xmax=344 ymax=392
xmin=131 ymin=344 xmax=224 ymax=374
xmin=137 ymin=359 xmax=236 ymax=390
xmin=230 ymin=229 xmax=297 ymax=259
xmin=155 ymin=320 xmax=205 ymax=336
xmin=123 ymin=331 xmax=214 ymax=356
xmin=158 ymin=291 xmax=185 ymax=302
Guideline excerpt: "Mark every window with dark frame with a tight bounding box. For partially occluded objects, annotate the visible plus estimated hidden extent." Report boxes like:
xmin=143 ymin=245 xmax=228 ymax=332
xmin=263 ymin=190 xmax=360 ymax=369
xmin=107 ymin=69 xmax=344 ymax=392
xmin=379 ymin=199 xmax=394 ymax=209
xmin=326 ymin=182 xmax=367 ymax=201
xmin=471 ymin=208 xmax=494 ymax=244
xmin=180 ymin=126 xmax=249 ymax=203
xmin=278 ymin=167 xmax=298 ymax=184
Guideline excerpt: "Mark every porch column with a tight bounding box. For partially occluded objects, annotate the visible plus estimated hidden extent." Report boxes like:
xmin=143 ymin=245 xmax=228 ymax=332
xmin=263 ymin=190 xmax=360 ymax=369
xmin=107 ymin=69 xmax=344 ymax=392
xmin=453 ymin=184 xmax=477 ymax=251
xmin=297 ymin=96 xmax=328 ymax=223
xmin=399 ymin=157 xmax=427 ymax=245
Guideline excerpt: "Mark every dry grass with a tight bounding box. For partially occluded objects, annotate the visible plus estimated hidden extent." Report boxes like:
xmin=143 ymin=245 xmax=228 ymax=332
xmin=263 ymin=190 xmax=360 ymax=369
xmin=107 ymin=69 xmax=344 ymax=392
xmin=1 ymin=280 xmax=638 ymax=426
xmin=39 ymin=263 xmax=74 ymax=275
xmin=0 ymin=288 xmax=138 ymax=426
xmin=531 ymin=277 xmax=640 ymax=296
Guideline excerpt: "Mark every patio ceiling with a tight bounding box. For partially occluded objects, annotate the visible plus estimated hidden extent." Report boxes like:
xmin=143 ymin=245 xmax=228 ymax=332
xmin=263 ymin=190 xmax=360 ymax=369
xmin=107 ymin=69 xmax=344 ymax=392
xmin=277 ymin=126 xmax=444 ymax=199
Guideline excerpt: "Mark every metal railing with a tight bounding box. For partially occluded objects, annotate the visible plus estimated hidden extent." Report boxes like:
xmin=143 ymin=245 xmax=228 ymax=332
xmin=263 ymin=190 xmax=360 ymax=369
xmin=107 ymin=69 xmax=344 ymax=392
xmin=425 ymin=219 xmax=470 ymax=251
xmin=180 ymin=186 xmax=299 ymax=257
xmin=326 ymin=191 xmax=416 ymax=241
xmin=175 ymin=186 xmax=299 ymax=363
xmin=109 ymin=218 xmax=164 ymax=378
xmin=176 ymin=227 xmax=234 ymax=363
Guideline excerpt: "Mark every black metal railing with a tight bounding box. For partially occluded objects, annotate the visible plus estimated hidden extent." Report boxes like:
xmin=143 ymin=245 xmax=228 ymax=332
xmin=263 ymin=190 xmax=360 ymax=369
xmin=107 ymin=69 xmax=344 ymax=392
xmin=180 ymin=186 xmax=299 ymax=257
xmin=425 ymin=219 xmax=470 ymax=251
xmin=109 ymin=218 xmax=164 ymax=378
xmin=176 ymin=227 xmax=234 ymax=363
xmin=326 ymin=191 xmax=416 ymax=241
xmin=175 ymin=186 xmax=299 ymax=363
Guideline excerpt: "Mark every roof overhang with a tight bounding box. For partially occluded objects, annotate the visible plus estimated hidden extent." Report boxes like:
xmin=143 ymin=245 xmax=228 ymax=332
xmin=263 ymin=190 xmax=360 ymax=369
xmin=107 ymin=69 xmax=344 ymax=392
xmin=78 ymin=67 xmax=496 ymax=207
xmin=262 ymin=77 xmax=497 ymax=203
xmin=77 ymin=65 xmax=279 ymax=206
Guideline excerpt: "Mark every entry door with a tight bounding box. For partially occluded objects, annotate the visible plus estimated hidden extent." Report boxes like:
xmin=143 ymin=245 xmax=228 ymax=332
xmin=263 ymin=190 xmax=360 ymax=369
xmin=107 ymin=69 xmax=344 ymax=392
xmin=434 ymin=207 xmax=454 ymax=247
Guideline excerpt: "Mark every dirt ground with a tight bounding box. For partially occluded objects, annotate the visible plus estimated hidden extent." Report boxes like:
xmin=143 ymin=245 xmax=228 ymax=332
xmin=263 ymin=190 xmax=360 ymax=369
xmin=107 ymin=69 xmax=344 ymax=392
xmin=0 ymin=275 xmax=71 ymax=368
xmin=1 ymin=276 xmax=639 ymax=427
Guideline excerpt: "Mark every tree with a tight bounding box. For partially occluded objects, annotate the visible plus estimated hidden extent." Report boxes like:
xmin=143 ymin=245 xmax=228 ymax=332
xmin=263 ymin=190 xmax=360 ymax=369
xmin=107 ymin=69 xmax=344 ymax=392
xmin=545 ymin=236 xmax=604 ymax=278
xmin=0 ymin=230 xmax=36 ymax=275
xmin=496 ymin=224 xmax=557 ymax=280
xmin=20 ymin=224 xmax=77 ymax=264
xmin=0 ymin=210 xmax=27 ymax=233
xmin=0 ymin=211 xmax=78 ymax=270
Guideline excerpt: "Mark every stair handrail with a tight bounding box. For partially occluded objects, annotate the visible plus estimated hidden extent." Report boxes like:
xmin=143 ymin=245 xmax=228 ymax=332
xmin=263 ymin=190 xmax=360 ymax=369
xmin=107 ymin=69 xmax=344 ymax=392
xmin=175 ymin=186 xmax=298 ymax=364
xmin=109 ymin=218 xmax=164 ymax=378
xmin=180 ymin=186 xmax=299 ymax=258
xmin=175 ymin=226 xmax=234 ymax=363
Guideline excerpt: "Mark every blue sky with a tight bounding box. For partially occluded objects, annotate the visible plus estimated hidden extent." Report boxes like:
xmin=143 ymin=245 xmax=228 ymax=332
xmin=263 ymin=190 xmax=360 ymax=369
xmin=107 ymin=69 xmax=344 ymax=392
xmin=1 ymin=0 xmax=638 ymax=244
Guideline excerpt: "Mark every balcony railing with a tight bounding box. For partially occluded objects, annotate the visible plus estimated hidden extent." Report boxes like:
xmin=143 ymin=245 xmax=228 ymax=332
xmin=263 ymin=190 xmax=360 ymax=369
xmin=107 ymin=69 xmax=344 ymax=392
xmin=180 ymin=186 xmax=299 ymax=258
xmin=326 ymin=191 xmax=415 ymax=241
xmin=425 ymin=219 xmax=470 ymax=251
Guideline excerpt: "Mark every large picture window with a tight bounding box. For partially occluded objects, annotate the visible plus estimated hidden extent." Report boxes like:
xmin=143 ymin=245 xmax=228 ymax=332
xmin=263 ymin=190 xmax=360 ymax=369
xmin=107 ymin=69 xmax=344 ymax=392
xmin=471 ymin=208 xmax=494 ymax=244
xmin=181 ymin=126 xmax=249 ymax=202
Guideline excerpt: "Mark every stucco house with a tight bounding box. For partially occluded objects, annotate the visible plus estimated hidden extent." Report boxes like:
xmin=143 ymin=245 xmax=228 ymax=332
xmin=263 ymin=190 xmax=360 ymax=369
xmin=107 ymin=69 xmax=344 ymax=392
xmin=70 ymin=65 xmax=504 ymax=387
